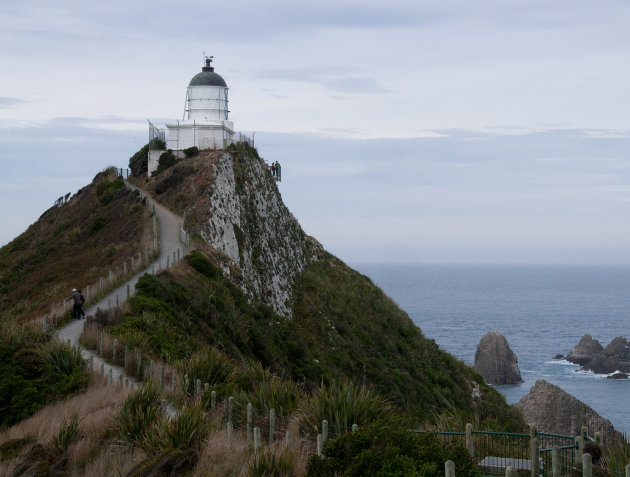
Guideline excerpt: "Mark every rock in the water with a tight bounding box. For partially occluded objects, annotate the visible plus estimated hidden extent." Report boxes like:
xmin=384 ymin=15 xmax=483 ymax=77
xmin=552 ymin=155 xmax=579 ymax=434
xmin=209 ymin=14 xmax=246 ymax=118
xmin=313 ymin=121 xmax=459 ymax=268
xmin=583 ymin=336 xmax=630 ymax=374
xmin=566 ymin=334 xmax=603 ymax=366
xmin=607 ymin=372 xmax=628 ymax=380
xmin=515 ymin=380 xmax=616 ymax=440
xmin=553 ymin=354 xmax=564 ymax=360
xmin=474 ymin=331 xmax=523 ymax=385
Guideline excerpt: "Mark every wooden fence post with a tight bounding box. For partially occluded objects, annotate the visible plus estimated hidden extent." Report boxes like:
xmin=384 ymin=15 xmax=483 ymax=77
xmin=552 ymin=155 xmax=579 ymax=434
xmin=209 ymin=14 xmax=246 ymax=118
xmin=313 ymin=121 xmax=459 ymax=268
xmin=466 ymin=423 xmax=474 ymax=456
xmin=254 ymin=426 xmax=261 ymax=452
xmin=86 ymin=285 xmax=90 ymax=302
xmin=552 ymin=446 xmax=560 ymax=477
xmin=228 ymin=396 xmax=234 ymax=423
xmin=269 ymin=408 xmax=276 ymax=443
xmin=196 ymin=379 xmax=201 ymax=396
xmin=530 ymin=438 xmax=539 ymax=477
xmin=352 ymin=424 xmax=358 ymax=432
xmin=575 ymin=436 xmax=584 ymax=464
xmin=625 ymin=463 xmax=630 ymax=477
xmin=247 ymin=403 xmax=253 ymax=442
xmin=583 ymin=453 xmax=592 ymax=477
xmin=210 ymin=390 xmax=216 ymax=411
xmin=322 ymin=420 xmax=328 ymax=442
xmin=317 ymin=434 xmax=323 ymax=456
xmin=113 ymin=339 xmax=117 ymax=364
xmin=100 ymin=363 xmax=104 ymax=378
xmin=286 ymin=431 xmax=292 ymax=448
xmin=506 ymin=466 xmax=517 ymax=477
xmin=445 ymin=460 xmax=455 ymax=477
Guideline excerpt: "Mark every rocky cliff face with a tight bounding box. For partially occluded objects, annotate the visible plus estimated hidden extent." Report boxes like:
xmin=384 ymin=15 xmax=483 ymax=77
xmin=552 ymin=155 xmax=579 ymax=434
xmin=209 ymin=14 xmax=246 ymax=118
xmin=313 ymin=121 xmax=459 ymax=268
xmin=159 ymin=147 xmax=323 ymax=317
xmin=515 ymin=380 xmax=616 ymax=441
xmin=566 ymin=334 xmax=603 ymax=366
xmin=474 ymin=331 xmax=523 ymax=385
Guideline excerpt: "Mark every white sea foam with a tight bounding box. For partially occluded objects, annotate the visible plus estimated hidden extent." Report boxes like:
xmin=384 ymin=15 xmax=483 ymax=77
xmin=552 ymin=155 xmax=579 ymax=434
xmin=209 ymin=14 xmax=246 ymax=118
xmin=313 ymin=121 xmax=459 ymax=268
xmin=545 ymin=359 xmax=578 ymax=366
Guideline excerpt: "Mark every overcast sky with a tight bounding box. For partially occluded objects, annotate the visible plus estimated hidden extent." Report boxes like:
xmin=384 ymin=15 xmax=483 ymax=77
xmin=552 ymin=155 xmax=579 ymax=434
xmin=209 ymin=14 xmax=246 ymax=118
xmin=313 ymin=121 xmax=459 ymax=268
xmin=2 ymin=1 xmax=630 ymax=264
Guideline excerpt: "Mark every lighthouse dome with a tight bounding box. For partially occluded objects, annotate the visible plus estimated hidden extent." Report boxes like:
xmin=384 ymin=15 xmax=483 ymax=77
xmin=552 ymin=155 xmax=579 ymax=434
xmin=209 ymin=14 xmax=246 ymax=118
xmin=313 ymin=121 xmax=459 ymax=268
xmin=189 ymin=59 xmax=227 ymax=87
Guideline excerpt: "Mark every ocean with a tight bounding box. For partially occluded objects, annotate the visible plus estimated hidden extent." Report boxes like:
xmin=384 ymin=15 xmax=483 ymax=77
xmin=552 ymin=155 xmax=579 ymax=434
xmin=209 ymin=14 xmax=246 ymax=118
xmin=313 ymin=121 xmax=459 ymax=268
xmin=354 ymin=264 xmax=630 ymax=434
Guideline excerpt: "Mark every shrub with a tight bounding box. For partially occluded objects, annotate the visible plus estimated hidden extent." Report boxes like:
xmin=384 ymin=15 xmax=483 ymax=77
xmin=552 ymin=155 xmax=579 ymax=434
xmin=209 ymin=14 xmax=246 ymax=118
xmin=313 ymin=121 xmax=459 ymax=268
xmin=298 ymin=379 xmax=394 ymax=438
xmin=306 ymin=419 xmax=478 ymax=477
xmin=151 ymin=404 xmax=209 ymax=453
xmin=183 ymin=146 xmax=199 ymax=157
xmin=116 ymin=384 xmax=163 ymax=449
xmin=39 ymin=341 xmax=86 ymax=377
xmin=177 ymin=348 xmax=235 ymax=396
xmin=96 ymin=176 xmax=124 ymax=205
xmin=89 ymin=215 xmax=107 ymax=234
xmin=128 ymin=140 xmax=164 ymax=176
xmin=156 ymin=150 xmax=177 ymax=173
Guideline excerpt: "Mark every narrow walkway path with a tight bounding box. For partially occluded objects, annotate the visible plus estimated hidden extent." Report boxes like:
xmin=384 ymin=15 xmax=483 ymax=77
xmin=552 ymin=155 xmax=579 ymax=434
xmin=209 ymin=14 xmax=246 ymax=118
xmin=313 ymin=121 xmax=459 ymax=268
xmin=56 ymin=181 xmax=185 ymax=385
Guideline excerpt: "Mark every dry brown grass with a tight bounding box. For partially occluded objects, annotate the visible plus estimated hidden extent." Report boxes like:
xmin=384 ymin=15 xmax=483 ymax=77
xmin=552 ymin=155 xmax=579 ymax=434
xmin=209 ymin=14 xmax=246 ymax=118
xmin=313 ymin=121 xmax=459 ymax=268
xmin=0 ymin=167 xmax=154 ymax=326
xmin=0 ymin=376 xmax=134 ymax=476
xmin=192 ymin=419 xmax=312 ymax=477
xmin=0 ymin=375 xmax=318 ymax=476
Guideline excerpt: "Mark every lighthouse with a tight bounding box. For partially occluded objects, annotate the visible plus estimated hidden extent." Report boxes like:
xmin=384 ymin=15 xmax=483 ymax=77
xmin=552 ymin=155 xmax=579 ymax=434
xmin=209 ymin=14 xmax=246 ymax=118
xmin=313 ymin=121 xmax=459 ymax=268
xmin=165 ymin=57 xmax=234 ymax=151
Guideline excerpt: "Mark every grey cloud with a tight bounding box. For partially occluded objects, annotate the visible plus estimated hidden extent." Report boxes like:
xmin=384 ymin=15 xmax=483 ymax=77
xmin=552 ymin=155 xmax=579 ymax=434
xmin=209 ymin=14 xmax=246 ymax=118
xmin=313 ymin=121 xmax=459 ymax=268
xmin=0 ymin=97 xmax=24 ymax=108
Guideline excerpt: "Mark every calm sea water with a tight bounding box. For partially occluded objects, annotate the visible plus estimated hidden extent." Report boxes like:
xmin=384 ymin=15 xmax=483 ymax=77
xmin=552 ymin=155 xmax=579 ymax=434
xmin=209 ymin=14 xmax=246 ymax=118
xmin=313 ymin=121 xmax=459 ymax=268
xmin=354 ymin=264 xmax=630 ymax=434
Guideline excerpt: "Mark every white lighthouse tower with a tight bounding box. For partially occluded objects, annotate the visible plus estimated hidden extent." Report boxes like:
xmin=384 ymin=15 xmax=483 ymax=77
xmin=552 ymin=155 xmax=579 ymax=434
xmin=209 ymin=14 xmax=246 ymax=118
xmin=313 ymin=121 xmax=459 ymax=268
xmin=165 ymin=57 xmax=234 ymax=151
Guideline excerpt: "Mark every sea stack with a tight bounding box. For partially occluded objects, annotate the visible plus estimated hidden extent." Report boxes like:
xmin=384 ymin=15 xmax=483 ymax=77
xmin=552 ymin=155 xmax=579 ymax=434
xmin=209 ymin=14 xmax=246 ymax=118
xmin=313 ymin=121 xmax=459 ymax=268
xmin=583 ymin=336 xmax=630 ymax=374
xmin=474 ymin=331 xmax=523 ymax=385
xmin=566 ymin=334 xmax=603 ymax=366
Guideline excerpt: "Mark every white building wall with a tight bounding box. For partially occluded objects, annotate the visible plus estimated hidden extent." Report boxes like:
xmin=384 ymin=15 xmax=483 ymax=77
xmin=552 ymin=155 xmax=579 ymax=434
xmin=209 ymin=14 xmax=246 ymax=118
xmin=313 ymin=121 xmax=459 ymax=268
xmin=166 ymin=123 xmax=234 ymax=151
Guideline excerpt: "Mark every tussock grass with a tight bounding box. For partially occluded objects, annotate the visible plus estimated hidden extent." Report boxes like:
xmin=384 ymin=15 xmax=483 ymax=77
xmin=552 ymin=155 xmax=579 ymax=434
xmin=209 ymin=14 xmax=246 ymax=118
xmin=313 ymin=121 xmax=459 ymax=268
xmin=0 ymin=378 xmax=132 ymax=476
xmin=602 ymin=433 xmax=630 ymax=477
xmin=177 ymin=348 xmax=236 ymax=397
xmin=297 ymin=379 xmax=394 ymax=438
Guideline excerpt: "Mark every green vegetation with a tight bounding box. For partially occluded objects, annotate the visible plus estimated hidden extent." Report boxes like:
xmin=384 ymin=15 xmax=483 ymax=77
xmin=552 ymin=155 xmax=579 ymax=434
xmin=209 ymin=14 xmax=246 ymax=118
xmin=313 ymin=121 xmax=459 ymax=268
xmin=306 ymin=419 xmax=477 ymax=477
xmin=95 ymin=174 xmax=124 ymax=205
xmin=106 ymin=249 xmax=522 ymax=428
xmin=298 ymin=380 xmax=394 ymax=438
xmin=183 ymin=146 xmax=199 ymax=157
xmin=249 ymin=449 xmax=296 ymax=477
xmin=0 ymin=325 xmax=89 ymax=427
xmin=156 ymin=150 xmax=177 ymax=174
xmin=129 ymin=139 xmax=166 ymax=176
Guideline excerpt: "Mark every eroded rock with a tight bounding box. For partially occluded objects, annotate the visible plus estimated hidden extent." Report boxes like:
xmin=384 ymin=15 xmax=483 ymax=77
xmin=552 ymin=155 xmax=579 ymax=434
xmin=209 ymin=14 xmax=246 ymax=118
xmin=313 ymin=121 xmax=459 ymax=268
xmin=566 ymin=335 xmax=603 ymax=366
xmin=515 ymin=380 xmax=616 ymax=440
xmin=474 ymin=331 xmax=523 ymax=385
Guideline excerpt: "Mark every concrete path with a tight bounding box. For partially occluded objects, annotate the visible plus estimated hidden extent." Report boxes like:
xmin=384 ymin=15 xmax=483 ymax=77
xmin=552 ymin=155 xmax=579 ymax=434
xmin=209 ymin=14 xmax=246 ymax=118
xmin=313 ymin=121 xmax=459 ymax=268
xmin=56 ymin=181 xmax=185 ymax=385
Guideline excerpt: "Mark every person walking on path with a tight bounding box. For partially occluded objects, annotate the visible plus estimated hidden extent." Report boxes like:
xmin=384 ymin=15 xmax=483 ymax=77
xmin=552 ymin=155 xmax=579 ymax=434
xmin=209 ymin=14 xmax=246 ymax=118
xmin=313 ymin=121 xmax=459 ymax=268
xmin=65 ymin=288 xmax=83 ymax=320
xmin=77 ymin=289 xmax=86 ymax=319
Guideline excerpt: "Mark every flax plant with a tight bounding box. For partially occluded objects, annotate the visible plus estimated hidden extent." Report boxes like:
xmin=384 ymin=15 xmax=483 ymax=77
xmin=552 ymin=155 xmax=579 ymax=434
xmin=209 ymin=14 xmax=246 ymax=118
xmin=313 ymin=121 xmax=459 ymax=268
xmin=297 ymin=379 xmax=393 ymax=438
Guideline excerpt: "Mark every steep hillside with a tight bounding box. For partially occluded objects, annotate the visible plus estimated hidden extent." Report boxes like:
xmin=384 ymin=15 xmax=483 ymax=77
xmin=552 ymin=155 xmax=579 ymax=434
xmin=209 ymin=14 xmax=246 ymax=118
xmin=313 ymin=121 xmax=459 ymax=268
xmin=0 ymin=167 xmax=153 ymax=325
xmin=128 ymin=144 xmax=523 ymax=427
